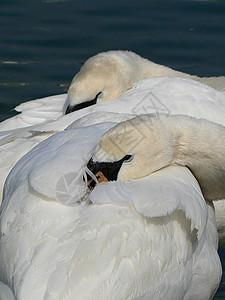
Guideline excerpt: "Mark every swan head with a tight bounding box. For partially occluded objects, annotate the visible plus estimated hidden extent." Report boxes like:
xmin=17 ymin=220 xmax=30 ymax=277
xmin=65 ymin=51 xmax=142 ymax=114
xmin=87 ymin=115 xmax=175 ymax=188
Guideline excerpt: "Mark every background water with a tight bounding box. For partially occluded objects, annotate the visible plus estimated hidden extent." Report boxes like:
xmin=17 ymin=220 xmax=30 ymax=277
xmin=0 ymin=0 xmax=224 ymax=298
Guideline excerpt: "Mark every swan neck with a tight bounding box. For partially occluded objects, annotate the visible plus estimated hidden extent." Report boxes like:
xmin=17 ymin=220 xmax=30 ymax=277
xmin=170 ymin=116 xmax=225 ymax=201
xmin=137 ymin=56 xmax=197 ymax=80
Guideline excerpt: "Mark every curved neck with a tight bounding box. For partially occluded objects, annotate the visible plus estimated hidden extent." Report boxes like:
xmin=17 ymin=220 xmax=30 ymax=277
xmin=137 ymin=55 xmax=197 ymax=80
xmin=137 ymin=55 xmax=225 ymax=93
xmin=166 ymin=116 xmax=225 ymax=201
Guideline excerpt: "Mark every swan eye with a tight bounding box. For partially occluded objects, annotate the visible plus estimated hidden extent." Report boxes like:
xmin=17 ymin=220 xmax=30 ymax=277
xmin=123 ymin=155 xmax=133 ymax=163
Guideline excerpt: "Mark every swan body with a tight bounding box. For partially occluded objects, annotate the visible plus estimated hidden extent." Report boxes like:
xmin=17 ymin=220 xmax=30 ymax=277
xmin=0 ymin=76 xmax=225 ymax=244
xmin=91 ymin=114 xmax=225 ymax=201
xmin=0 ymin=118 xmax=221 ymax=299
xmin=67 ymin=50 xmax=225 ymax=112
xmin=0 ymin=51 xmax=224 ymax=297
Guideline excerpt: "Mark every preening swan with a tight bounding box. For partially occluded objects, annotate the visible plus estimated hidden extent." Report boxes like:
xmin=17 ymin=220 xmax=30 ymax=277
xmin=88 ymin=114 xmax=225 ymax=201
xmin=0 ymin=49 xmax=224 ymax=297
xmin=0 ymin=76 xmax=225 ymax=246
xmin=66 ymin=50 xmax=225 ymax=113
xmin=0 ymin=117 xmax=222 ymax=299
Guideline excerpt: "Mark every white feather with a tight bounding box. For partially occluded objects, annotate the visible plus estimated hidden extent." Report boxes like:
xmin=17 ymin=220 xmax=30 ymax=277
xmin=0 ymin=120 xmax=222 ymax=299
xmin=0 ymin=51 xmax=224 ymax=298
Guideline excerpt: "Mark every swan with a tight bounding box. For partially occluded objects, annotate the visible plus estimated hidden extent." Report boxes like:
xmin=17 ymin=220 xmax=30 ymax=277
xmin=0 ymin=115 xmax=222 ymax=299
xmin=0 ymin=76 xmax=225 ymax=246
xmin=87 ymin=114 xmax=225 ymax=201
xmin=66 ymin=50 xmax=225 ymax=248
xmin=66 ymin=50 xmax=225 ymax=113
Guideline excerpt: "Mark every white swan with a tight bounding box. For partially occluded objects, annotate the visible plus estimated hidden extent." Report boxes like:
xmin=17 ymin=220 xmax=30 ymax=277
xmin=0 ymin=116 xmax=222 ymax=299
xmin=88 ymin=114 xmax=225 ymax=201
xmin=66 ymin=50 xmax=225 ymax=113
xmin=0 ymin=75 xmax=225 ymax=245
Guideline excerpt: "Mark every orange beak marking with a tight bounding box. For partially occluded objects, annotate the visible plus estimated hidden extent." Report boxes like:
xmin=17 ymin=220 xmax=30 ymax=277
xmin=87 ymin=171 xmax=108 ymax=188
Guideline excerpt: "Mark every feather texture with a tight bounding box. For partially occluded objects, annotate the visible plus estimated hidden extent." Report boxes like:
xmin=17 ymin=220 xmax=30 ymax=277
xmin=0 ymin=118 xmax=222 ymax=299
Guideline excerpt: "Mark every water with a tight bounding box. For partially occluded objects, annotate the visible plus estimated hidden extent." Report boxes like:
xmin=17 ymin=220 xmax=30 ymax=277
xmin=0 ymin=0 xmax=225 ymax=297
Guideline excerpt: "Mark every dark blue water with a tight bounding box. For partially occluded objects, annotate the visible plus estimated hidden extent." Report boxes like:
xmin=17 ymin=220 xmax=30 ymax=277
xmin=0 ymin=0 xmax=225 ymax=298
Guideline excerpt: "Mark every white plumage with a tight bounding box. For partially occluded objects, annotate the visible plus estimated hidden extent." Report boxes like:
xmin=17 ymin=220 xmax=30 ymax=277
xmin=0 ymin=76 xmax=224 ymax=244
xmin=1 ymin=77 xmax=225 ymax=200
xmin=67 ymin=50 xmax=225 ymax=110
xmin=0 ymin=119 xmax=222 ymax=299
xmin=0 ymin=51 xmax=224 ymax=298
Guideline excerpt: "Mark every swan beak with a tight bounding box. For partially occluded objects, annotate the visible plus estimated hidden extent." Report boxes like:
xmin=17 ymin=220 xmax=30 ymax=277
xmin=65 ymin=98 xmax=98 ymax=114
xmin=86 ymin=155 xmax=132 ymax=189
xmin=87 ymin=171 xmax=109 ymax=189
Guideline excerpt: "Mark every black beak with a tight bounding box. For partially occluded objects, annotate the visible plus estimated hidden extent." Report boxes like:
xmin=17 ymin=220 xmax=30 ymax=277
xmin=65 ymin=92 xmax=102 ymax=114
xmin=65 ymin=97 xmax=97 ymax=114
xmin=87 ymin=154 xmax=132 ymax=184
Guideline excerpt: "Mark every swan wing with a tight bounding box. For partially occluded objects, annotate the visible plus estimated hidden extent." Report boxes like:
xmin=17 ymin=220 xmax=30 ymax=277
xmin=34 ymin=77 xmax=225 ymax=133
xmin=0 ymin=94 xmax=66 ymax=132
xmin=91 ymin=166 xmax=207 ymax=241
xmin=3 ymin=122 xmax=116 ymax=205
